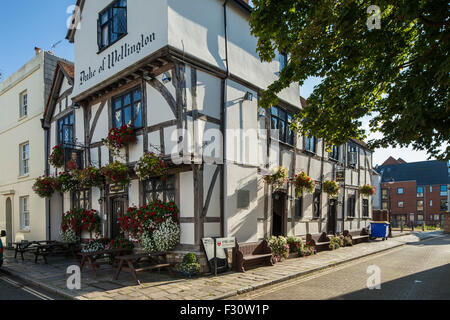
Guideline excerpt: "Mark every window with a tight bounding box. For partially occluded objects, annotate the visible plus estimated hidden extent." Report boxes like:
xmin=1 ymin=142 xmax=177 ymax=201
xmin=58 ymin=113 xmax=74 ymax=146
xmin=313 ymin=191 xmax=321 ymax=218
xmin=304 ymin=136 xmax=317 ymax=153
xmin=294 ymin=197 xmax=303 ymax=219
xmin=20 ymin=196 xmax=30 ymax=230
xmin=440 ymin=185 xmax=448 ymax=196
xmin=398 ymin=201 xmax=404 ymax=208
xmin=362 ymin=199 xmax=369 ymax=217
xmin=381 ymin=189 xmax=388 ymax=200
xmin=347 ymin=144 xmax=358 ymax=168
xmin=73 ymin=189 xmax=90 ymax=210
xmin=430 ymin=200 xmax=433 ymax=207
xmin=279 ymin=52 xmax=288 ymax=72
xmin=417 ymin=186 xmax=424 ymax=198
xmin=430 ymin=186 xmax=433 ymax=193
xmin=417 ymin=214 xmax=424 ymax=221
xmin=397 ymin=188 xmax=404 ymax=194
xmin=98 ymin=0 xmax=127 ymax=51
xmin=417 ymin=200 xmax=424 ymax=211
xmin=440 ymin=200 xmax=448 ymax=211
xmin=434 ymin=214 xmax=440 ymax=221
xmin=382 ymin=202 xmax=388 ymax=210
xmin=329 ymin=145 xmax=339 ymax=161
xmin=347 ymin=196 xmax=356 ymax=218
xmin=20 ymin=143 xmax=30 ymax=176
xmin=113 ymin=87 xmax=143 ymax=129
xmin=270 ymin=106 xmax=294 ymax=145
xmin=145 ymin=176 xmax=176 ymax=203
xmin=20 ymin=91 xmax=28 ymax=118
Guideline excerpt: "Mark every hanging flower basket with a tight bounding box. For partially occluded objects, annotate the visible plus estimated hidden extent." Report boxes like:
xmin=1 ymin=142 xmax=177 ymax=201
xmin=54 ymin=171 xmax=79 ymax=193
xmin=293 ymin=172 xmax=316 ymax=196
xmin=79 ymin=166 xmax=104 ymax=189
xmin=102 ymin=125 xmax=136 ymax=153
xmin=323 ymin=180 xmax=340 ymax=198
xmin=33 ymin=176 xmax=56 ymax=198
xmin=263 ymin=166 xmax=288 ymax=190
xmin=49 ymin=145 xmax=64 ymax=168
xmin=61 ymin=208 xmax=102 ymax=237
xmin=101 ymin=161 xmax=131 ymax=187
xmin=134 ymin=152 xmax=168 ymax=181
xmin=360 ymin=184 xmax=376 ymax=197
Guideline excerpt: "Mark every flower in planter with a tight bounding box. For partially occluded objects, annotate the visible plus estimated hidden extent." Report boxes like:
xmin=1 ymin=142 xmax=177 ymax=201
xmin=101 ymin=161 xmax=131 ymax=187
xmin=79 ymin=166 xmax=104 ymax=189
xmin=287 ymin=236 xmax=303 ymax=254
xmin=359 ymin=184 xmax=376 ymax=197
xmin=33 ymin=176 xmax=57 ymax=198
xmin=268 ymin=236 xmax=289 ymax=262
xmin=107 ymin=237 xmax=135 ymax=251
xmin=293 ymin=171 xmax=316 ymax=196
xmin=60 ymin=229 xmax=81 ymax=244
xmin=323 ymin=180 xmax=340 ymax=198
xmin=102 ymin=125 xmax=136 ymax=154
xmin=81 ymin=238 xmax=109 ymax=253
xmin=61 ymin=208 xmax=102 ymax=238
xmin=54 ymin=171 xmax=79 ymax=193
xmin=49 ymin=144 xmax=64 ymax=168
xmin=134 ymin=152 xmax=168 ymax=181
xmin=299 ymin=241 xmax=316 ymax=257
xmin=263 ymin=166 xmax=288 ymax=190
xmin=179 ymin=253 xmax=200 ymax=278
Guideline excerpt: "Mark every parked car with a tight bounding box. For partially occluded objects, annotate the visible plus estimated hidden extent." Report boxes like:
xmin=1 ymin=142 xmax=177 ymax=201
xmin=0 ymin=230 xmax=6 ymax=267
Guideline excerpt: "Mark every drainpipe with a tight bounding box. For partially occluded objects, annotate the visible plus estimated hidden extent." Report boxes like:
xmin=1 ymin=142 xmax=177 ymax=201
xmin=221 ymin=0 xmax=230 ymax=238
xmin=42 ymin=121 xmax=51 ymax=240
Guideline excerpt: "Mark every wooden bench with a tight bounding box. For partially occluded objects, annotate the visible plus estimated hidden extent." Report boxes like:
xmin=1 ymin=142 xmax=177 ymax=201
xmin=233 ymin=240 xmax=273 ymax=273
xmin=114 ymin=252 xmax=174 ymax=285
xmin=13 ymin=241 xmax=55 ymax=261
xmin=306 ymin=232 xmax=331 ymax=253
xmin=79 ymin=248 xmax=132 ymax=277
xmin=343 ymin=228 xmax=370 ymax=245
xmin=33 ymin=242 xmax=79 ymax=264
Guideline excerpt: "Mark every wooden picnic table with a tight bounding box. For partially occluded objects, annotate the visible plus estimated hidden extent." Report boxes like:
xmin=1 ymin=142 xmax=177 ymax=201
xmin=78 ymin=248 xmax=132 ymax=277
xmin=13 ymin=240 xmax=57 ymax=261
xmin=113 ymin=252 xmax=174 ymax=285
xmin=33 ymin=242 xmax=79 ymax=264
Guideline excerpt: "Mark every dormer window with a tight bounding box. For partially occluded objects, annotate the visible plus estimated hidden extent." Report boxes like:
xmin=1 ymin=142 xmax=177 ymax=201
xmin=98 ymin=0 xmax=127 ymax=51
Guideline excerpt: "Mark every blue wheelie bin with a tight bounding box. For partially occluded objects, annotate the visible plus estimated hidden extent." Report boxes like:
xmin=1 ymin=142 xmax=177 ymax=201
xmin=370 ymin=222 xmax=390 ymax=241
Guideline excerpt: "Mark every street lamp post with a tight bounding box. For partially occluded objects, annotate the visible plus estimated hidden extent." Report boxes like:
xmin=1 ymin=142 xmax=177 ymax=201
xmin=388 ymin=178 xmax=395 ymax=238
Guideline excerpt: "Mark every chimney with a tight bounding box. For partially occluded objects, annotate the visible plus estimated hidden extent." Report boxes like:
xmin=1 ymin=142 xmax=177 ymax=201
xmin=35 ymin=47 xmax=42 ymax=56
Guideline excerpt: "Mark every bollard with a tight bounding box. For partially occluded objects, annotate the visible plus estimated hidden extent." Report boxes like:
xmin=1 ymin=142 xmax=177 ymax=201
xmin=412 ymin=223 xmax=414 ymax=231
xmin=422 ymin=223 xmax=425 ymax=231
xmin=401 ymin=220 xmax=404 ymax=232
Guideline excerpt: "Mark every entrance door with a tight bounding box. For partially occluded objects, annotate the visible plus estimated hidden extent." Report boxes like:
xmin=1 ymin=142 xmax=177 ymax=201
xmin=110 ymin=197 xmax=126 ymax=239
xmin=272 ymin=192 xmax=286 ymax=237
xmin=5 ymin=198 xmax=12 ymax=247
xmin=327 ymin=199 xmax=337 ymax=235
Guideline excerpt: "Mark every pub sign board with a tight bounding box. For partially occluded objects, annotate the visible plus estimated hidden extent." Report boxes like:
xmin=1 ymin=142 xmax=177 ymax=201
xmin=336 ymin=170 xmax=345 ymax=182
xmin=202 ymin=237 xmax=235 ymax=275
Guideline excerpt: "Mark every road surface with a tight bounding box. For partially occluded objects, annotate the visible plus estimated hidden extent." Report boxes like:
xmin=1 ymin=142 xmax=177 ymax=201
xmin=0 ymin=272 xmax=65 ymax=300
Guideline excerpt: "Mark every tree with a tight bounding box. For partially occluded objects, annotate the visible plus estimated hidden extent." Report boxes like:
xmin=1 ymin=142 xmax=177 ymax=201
xmin=250 ymin=0 xmax=449 ymax=160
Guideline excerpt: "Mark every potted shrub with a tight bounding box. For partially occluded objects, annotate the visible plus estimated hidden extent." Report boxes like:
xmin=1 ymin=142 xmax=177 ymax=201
xmin=79 ymin=166 xmax=104 ymax=189
xmin=134 ymin=152 xmax=168 ymax=181
xmin=298 ymin=241 xmax=316 ymax=257
xmin=323 ymin=180 xmax=339 ymax=198
xmin=360 ymin=184 xmax=376 ymax=197
xmin=293 ymin=171 xmax=316 ymax=196
xmin=33 ymin=176 xmax=57 ymax=198
xmin=179 ymin=253 xmax=201 ymax=278
xmin=287 ymin=236 xmax=303 ymax=254
xmin=263 ymin=166 xmax=288 ymax=190
xmin=101 ymin=161 xmax=131 ymax=187
xmin=268 ymin=236 xmax=289 ymax=262
xmin=49 ymin=144 xmax=64 ymax=168
xmin=102 ymin=125 xmax=136 ymax=153
xmin=329 ymin=236 xmax=341 ymax=250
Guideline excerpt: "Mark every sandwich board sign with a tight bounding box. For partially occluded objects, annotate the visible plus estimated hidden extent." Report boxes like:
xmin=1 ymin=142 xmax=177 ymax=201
xmin=201 ymin=237 xmax=236 ymax=276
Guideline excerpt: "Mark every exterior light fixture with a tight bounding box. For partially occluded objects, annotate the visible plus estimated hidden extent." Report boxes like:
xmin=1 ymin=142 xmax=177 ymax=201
xmin=244 ymin=91 xmax=253 ymax=101
xmin=73 ymin=103 xmax=81 ymax=109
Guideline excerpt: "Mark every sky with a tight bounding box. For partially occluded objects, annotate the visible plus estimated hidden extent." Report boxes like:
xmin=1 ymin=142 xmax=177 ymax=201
xmin=0 ymin=1 xmax=439 ymax=167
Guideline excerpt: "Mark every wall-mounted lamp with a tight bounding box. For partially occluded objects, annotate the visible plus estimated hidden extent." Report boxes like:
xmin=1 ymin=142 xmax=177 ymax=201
xmin=244 ymin=92 xmax=253 ymax=101
xmin=162 ymin=72 xmax=172 ymax=84
xmin=98 ymin=198 xmax=103 ymax=205
xmin=73 ymin=103 xmax=81 ymax=109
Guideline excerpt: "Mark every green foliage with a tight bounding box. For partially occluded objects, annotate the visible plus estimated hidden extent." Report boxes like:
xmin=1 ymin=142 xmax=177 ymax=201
xmin=329 ymin=236 xmax=342 ymax=250
xmin=323 ymin=180 xmax=340 ymax=198
xmin=263 ymin=166 xmax=288 ymax=190
xmin=268 ymin=236 xmax=289 ymax=260
xmin=250 ymin=0 xmax=449 ymax=160
xmin=179 ymin=253 xmax=201 ymax=278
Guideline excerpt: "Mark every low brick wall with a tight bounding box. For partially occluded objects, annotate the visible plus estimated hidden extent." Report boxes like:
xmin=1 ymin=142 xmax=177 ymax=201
xmin=167 ymin=251 xmax=209 ymax=273
xmin=444 ymin=214 xmax=450 ymax=234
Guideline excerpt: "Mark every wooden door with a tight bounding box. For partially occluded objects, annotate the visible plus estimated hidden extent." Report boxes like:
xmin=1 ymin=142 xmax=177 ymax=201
xmin=110 ymin=197 xmax=126 ymax=239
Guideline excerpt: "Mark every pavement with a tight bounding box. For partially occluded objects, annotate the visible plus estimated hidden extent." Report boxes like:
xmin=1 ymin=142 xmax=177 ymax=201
xmin=0 ymin=231 xmax=442 ymax=300
xmin=233 ymin=232 xmax=450 ymax=300
xmin=0 ymin=272 xmax=65 ymax=300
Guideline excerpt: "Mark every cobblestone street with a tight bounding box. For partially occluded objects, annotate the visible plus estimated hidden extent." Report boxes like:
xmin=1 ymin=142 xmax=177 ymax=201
xmin=0 ymin=232 xmax=440 ymax=300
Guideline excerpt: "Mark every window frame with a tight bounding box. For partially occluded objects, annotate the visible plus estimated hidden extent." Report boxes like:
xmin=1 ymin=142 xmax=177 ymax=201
xmin=97 ymin=0 xmax=128 ymax=52
xmin=20 ymin=142 xmax=30 ymax=176
xmin=304 ymin=136 xmax=317 ymax=153
xmin=112 ymin=86 xmax=143 ymax=130
xmin=270 ymin=106 xmax=294 ymax=145
xmin=397 ymin=187 xmax=404 ymax=195
xmin=144 ymin=175 xmax=176 ymax=204
xmin=20 ymin=196 xmax=30 ymax=231
xmin=417 ymin=200 xmax=424 ymax=211
xmin=72 ymin=189 xmax=91 ymax=210
xmin=279 ymin=52 xmax=288 ymax=72
xmin=19 ymin=90 xmax=28 ymax=118
xmin=57 ymin=112 xmax=74 ymax=146
xmin=294 ymin=196 xmax=303 ymax=219
xmin=329 ymin=145 xmax=339 ymax=161
xmin=440 ymin=185 xmax=448 ymax=197
xmin=362 ymin=199 xmax=369 ymax=217
xmin=347 ymin=144 xmax=358 ymax=168
xmin=347 ymin=195 xmax=356 ymax=218
xmin=417 ymin=186 xmax=424 ymax=198
xmin=397 ymin=201 xmax=404 ymax=208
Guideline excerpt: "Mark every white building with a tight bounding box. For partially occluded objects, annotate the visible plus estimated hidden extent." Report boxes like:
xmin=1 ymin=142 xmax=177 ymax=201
xmin=0 ymin=49 xmax=62 ymax=246
xmin=42 ymin=0 xmax=372 ymax=265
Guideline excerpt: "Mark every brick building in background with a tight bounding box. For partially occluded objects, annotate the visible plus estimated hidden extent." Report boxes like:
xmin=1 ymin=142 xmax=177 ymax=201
xmin=376 ymin=159 xmax=449 ymax=227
